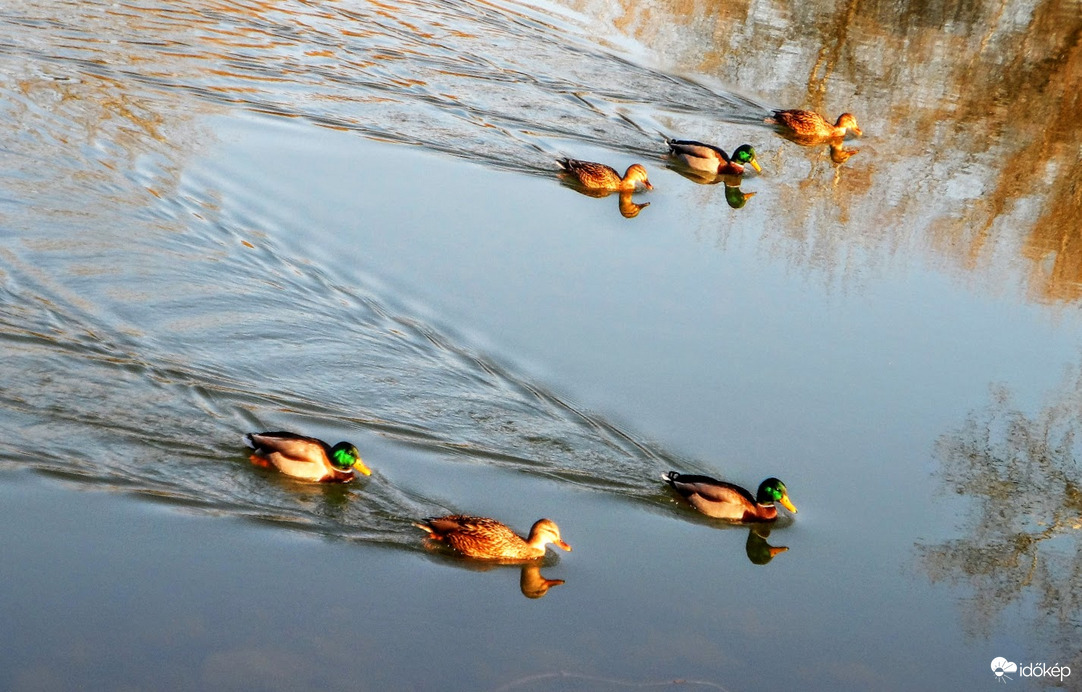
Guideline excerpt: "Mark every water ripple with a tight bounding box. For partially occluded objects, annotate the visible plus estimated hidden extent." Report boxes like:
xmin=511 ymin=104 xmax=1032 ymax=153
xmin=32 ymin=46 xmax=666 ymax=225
xmin=0 ymin=0 xmax=770 ymax=176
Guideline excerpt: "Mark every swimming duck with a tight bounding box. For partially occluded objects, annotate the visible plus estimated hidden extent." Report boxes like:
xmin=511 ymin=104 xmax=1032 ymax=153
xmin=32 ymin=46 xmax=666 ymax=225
xmin=667 ymin=140 xmax=762 ymax=175
xmin=767 ymin=110 xmax=862 ymax=141
xmin=663 ymin=472 xmax=797 ymax=522
xmin=558 ymin=158 xmax=653 ymax=192
xmin=244 ymin=431 xmax=371 ymax=482
xmin=415 ymin=515 xmax=572 ymax=560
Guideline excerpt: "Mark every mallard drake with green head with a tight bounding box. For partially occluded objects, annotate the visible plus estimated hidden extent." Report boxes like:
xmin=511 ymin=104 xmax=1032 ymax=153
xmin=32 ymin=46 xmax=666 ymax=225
xmin=415 ymin=515 xmax=572 ymax=560
xmin=767 ymin=110 xmax=862 ymax=141
xmin=558 ymin=158 xmax=653 ymax=192
xmin=244 ymin=431 xmax=371 ymax=482
xmin=663 ymin=472 xmax=797 ymax=522
xmin=667 ymin=140 xmax=762 ymax=175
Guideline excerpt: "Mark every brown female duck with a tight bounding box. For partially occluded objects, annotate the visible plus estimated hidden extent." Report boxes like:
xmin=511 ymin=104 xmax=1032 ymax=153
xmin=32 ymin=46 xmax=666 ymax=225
xmin=558 ymin=158 xmax=653 ymax=192
xmin=663 ymin=472 xmax=797 ymax=522
xmin=244 ymin=431 xmax=371 ymax=483
xmin=767 ymin=109 xmax=862 ymax=141
xmin=415 ymin=515 xmax=572 ymax=560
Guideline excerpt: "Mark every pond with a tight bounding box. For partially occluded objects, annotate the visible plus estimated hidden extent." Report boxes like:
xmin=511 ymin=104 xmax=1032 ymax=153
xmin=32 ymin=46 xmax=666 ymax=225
xmin=1 ymin=0 xmax=1080 ymax=689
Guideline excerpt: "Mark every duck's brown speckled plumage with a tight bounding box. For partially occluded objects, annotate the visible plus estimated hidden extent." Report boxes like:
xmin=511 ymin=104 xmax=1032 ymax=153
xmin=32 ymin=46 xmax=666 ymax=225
xmin=768 ymin=110 xmax=862 ymax=141
xmin=415 ymin=515 xmax=571 ymax=560
xmin=559 ymin=158 xmax=652 ymax=192
xmin=663 ymin=472 xmax=797 ymax=523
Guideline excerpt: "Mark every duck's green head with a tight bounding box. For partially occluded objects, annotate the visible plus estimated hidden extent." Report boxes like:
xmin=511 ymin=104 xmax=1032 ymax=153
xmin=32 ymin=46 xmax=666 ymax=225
xmin=732 ymin=144 xmax=762 ymax=173
xmin=757 ymin=478 xmax=797 ymax=513
xmin=330 ymin=442 xmax=371 ymax=476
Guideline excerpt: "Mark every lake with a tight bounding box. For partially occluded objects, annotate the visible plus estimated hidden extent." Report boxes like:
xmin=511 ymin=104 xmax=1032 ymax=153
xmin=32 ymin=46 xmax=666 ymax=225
xmin=1 ymin=0 xmax=1080 ymax=689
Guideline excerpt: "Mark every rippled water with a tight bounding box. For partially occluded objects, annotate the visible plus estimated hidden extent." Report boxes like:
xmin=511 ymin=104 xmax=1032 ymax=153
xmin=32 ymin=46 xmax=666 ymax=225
xmin=1 ymin=0 xmax=717 ymax=545
xmin=3 ymin=0 xmax=1082 ymax=689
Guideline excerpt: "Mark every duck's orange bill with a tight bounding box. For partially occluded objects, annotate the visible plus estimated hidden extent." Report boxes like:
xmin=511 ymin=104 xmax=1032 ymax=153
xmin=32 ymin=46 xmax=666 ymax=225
xmin=749 ymin=159 xmax=763 ymax=173
xmin=353 ymin=460 xmax=373 ymax=476
xmin=555 ymin=540 xmax=572 ymax=552
xmin=780 ymin=494 xmax=797 ymax=513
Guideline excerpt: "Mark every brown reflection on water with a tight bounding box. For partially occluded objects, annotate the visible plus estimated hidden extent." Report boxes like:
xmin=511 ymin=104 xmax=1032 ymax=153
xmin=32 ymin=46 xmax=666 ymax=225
xmin=5 ymin=0 xmax=1081 ymax=302
xmin=918 ymin=367 xmax=1082 ymax=669
xmin=559 ymin=182 xmax=652 ymax=219
xmin=569 ymin=0 xmax=1082 ymax=304
xmin=421 ymin=551 xmax=567 ymax=599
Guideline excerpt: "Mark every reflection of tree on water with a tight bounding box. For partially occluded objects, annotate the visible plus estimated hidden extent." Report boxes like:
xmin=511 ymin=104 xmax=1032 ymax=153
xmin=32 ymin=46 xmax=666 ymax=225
xmin=597 ymin=0 xmax=1082 ymax=303
xmin=918 ymin=373 xmax=1082 ymax=673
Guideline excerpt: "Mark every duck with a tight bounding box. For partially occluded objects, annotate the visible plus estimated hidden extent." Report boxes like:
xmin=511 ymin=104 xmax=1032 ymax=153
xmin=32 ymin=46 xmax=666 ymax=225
xmin=767 ymin=109 xmax=862 ymax=141
xmin=244 ymin=431 xmax=371 ymax=482
xmin=558 ymin=158 xmax=653 ymax=192
xmin=415 ymin=515 xmax=572 ymax=561
xmin=667 ymin=140 xmax=762 ymax=175
xmin=663 ymin=471 xmax=797 ymax=522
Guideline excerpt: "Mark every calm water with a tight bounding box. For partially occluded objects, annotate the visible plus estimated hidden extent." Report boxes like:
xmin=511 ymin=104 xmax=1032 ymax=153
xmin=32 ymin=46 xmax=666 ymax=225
xmin=2 ymin=0 xmax=1081 ymax=690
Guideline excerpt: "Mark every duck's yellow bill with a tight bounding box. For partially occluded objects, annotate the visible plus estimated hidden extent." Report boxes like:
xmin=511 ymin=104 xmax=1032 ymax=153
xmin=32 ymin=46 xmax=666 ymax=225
xmin=749 ymin=159 xmax=762 ymax=173
xmin=780 ymin=494 xmax=797 ymax=513
xmin=353 ymin=460 xmax=373 ymax=476
xmin=555 ymin=539 xmax=572 ymax=552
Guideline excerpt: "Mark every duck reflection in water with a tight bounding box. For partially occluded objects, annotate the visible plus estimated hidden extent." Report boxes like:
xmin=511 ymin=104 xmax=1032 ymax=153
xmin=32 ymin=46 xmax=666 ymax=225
xmin=416 ymin=515 xmax=570 ymax=599
xmin=419 ymin=554 xmax=566 ymax=599
xmin=745 ymin=524 xmax=789 ymax=565
xmin=829 ymin=141 xmax=860 ymax=164
xmin=661 ymin=472 xmax=795 ymax=566
xmin=666 ymin=165 xmax=756 ymax=209
xmin=557 ymin=157 xmax=652 ymax=218
xmin=765 ymin=109 xmax=862 ymax=163
xmin=662 ymin=139 xmax=757 ymax=206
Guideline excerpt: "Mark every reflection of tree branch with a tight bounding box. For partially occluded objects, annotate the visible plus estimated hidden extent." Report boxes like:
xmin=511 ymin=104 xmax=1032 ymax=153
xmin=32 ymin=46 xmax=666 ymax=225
xmin=918 ymin=372 xmax=1082 ymax=661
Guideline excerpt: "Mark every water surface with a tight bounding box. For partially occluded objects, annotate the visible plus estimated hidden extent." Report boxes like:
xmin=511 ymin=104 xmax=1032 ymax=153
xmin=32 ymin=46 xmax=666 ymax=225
xmin=2 ymin=0 xmax=1081 ymax=689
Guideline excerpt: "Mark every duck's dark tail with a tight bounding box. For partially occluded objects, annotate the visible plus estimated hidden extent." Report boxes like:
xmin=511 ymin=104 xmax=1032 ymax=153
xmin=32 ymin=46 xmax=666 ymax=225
xmin=661 ymin=471 xmax=680 ymax=486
